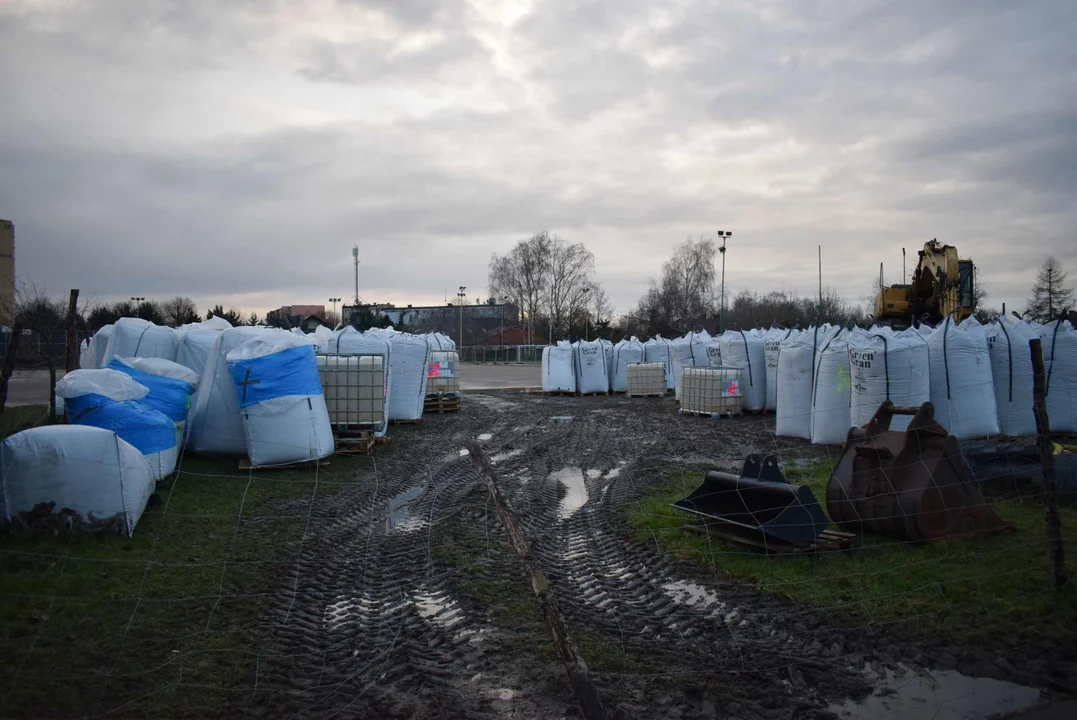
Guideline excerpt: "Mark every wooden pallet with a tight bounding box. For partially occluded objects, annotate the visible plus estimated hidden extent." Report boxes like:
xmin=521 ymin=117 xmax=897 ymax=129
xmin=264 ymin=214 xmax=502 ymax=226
xmin=238 ymin=458 xmax=330 ymax=472
xmin=678 ymin=408 xmax=743 ymax=419
xmin=334 ymin=432 xmax=374 ymax=457
xmin=390 ymin=417 xmax=422 ymax=425
xmin=543 ymin=390 xmax=576 ymax=396
xmin=686 ymin=523 xmax=855 ymax=555
xmin=335 ymin=426 xmax=375 ymax=438
xmin=578 ymin=391 xmax=610 ymax=396
xmin=424 ymin=396 xmax=461 ymax=414
xmin=374 ymin=435 xmax=391 ymax=445
xmin=626 ymin=392 xmax=666 ymax=398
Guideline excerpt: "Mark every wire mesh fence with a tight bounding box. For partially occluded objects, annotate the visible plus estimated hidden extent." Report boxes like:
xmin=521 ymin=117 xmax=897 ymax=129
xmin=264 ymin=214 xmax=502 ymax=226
xmin=456 ymin=345 xmax=545 ymax=364
xmin=0 ymin=385 xmax=1074 ymax=719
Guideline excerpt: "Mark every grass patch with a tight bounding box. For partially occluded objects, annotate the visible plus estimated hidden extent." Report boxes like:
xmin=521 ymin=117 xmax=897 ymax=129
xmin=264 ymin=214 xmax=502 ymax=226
xmin=628 ymin=460 xmax=1077 ymax=646
xmin=0 ymin=436 xmax=368 ymax=719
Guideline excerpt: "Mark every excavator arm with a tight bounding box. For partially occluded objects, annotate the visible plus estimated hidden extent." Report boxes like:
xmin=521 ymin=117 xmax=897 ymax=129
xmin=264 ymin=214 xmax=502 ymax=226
xmin=876 ymin=239 xmax=975 ymax=326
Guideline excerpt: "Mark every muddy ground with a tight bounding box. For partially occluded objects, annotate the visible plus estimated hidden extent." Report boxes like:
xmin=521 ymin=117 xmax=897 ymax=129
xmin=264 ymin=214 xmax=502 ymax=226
xmin=236 ymin=392 xmax=1074 ymax=719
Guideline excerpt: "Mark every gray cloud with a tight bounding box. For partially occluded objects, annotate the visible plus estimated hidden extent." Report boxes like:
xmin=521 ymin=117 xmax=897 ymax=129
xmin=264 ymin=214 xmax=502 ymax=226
xmin=1 ymin=0 xmax=1075 ymax=318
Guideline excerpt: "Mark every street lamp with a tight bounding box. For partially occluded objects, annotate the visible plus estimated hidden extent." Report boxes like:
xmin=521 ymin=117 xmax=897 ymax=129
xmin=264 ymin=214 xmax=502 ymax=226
xmin=328 ymin=297 xmax=341 ymax=324
xmin=457 ymin=286 xmax=467 ymax=349
xmin=716 ymin=231 xmax=732 ymax=334
xmin=582 ymin=287 xmax=591 ymax=341
xmin=130 ymin=297 xmax=145 ymax=319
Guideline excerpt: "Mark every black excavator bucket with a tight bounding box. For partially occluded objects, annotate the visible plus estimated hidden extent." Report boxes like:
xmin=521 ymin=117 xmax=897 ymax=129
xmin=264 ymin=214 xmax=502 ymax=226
xmin=672 ymin=454 xmax=830 ymax=546
xmin=826 ymin=401 xmax=1009 ymax=541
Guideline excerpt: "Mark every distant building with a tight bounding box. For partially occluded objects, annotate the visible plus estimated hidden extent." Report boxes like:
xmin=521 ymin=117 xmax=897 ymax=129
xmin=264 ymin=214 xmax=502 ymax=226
xmin=0 ymin=219 xmax=13 ymax=323
xmin=266 ymin=304 xmax=326 ymax=329
xmin=341 ymin=301 xmax=518 ymax=344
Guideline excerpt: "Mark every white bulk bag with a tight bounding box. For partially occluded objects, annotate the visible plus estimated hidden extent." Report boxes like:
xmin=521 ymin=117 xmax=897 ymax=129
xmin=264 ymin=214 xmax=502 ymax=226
xmin=612 ymin=337 xmax=645 ymax=392
xmin=671 ymin=334 xmax=703 ymax=400
xmin=928 ymin=317 xmax=999 ymax=439
xmin=764 ymin=328 xmax=794 ymax=411
xmin=811 ymin=330 xmax=853 ymax=445
xmin=102 ymin=318 xmax=178 ymax=365
xmin=542 ymin=341 xmax=576 ymax=393
xmin=847 ymin=328 xmax=930 ymax=431
xmin=78 ymin=339 xmax=92 ymax=370
xmin=187 ymin=327 xmax=283 ymax=455
xmin=775 ymin=329 xmax=811 ymax=438
xmin=691 ymin=331 xmax=711 ymax=368
xmin=327 ymin=327 xmax=393 ymax=432
xmin=87 ymin=324 xmax=114 ymax=369
xmin=226 ymin=334 xmax=333 ymax=467
xmin=386 ymin=333 xmax=430 ymax=421
xmin=56 ymin=370 xmax=178 ymax=480
xmin=312 ymin=324 xmax=333 ymax=352
xmin=644 ymin=336 xmax=675 ymax=389
xmin=573 ymin=340 xmax=609 ymax=394
xmin=1040 ymin=320 xmax=1077 ymax=432
xmin=600 ymin=339 xmax=614 ymax=380
xmin=719 ymin=330 xmax=766 ymax=411
xmin=705 ymin=338 xmax=722 ymax=368
xmin=986 ymin=317 xmax=1039 ymax=437
xmin=175 ymin=328 xmax=225 ymax=377
xmin=1 ymin=426 xmax=156 ymax=536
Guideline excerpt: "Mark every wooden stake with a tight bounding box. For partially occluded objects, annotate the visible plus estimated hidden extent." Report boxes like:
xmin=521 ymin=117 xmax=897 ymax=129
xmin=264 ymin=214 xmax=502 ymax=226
xmin=1029 ymin=338 xmax=1067 ymax=591
xmin=65 ymin=289 xmax=80 ymax=373
xmin=0 ymin=322 xmax=23 ymax=414
xmin=465 ymin=440 xmax=609 ymax=720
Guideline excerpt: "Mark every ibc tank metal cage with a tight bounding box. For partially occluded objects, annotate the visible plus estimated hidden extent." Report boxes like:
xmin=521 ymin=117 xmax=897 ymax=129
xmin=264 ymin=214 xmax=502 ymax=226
xmin=316 ymin=353 xmax=387 ymax=435
xmin=680 ymin=367 xmax=744 ymax=416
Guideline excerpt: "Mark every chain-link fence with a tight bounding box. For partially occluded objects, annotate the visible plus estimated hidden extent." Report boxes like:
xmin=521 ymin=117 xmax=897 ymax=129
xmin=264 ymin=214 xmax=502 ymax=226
xmin=456 ymin=344 xmax=545 ymax=364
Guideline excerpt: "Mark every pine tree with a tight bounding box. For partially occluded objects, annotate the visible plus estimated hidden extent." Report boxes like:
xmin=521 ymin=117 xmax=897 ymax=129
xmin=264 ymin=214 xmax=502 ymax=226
xmin=1025 ymin=257 xmax=1075 ymax=322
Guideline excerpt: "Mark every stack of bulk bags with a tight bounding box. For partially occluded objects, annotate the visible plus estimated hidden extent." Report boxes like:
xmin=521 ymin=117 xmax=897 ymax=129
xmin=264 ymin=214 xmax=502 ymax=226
xmin=670 ymin=333 xmax=703 ymax=400
xmin=810 ymin=330 xmax=853 ymax=445
xmin=311 ymin=324 xmax=333 ymax=352
xmin=105 ymin=357 xmax=200 ymax=447
xmin=719 ymin=330 xmax=766 ymax=411
xmin=326 ymin=327 xmax=392 ymax=435
xmin=86 ymin=324 xmax=114 ymax=369
xmin=56 ymin=370 xmax=178 ymax=480
xmin=542 ymin=341 xmax=576 ymax=393
xmin=425 ymin=332 xmax=456 ymax=352
xmin=0 ymin=425 xmax=156 ymax=536
xmin=1040 ymin=320 xmax=1077 ymax=432
xmin=102 ymin=318 xmax=178 ymax=366
xmin=764 ymin=327 xmax=794 ymax=411
xmin=928 ymin=317 xmax=999 ymax=439
xmin=612 ymin=337 xmax=645 ymax=392
xmin=847 ymin=328 xmax=929 ymax=431
xmin=573 ymin=339 xmax=609 ymax=394
xmin=226 ymin=333 xmax=333 ymax=467
xmin=644 ymin=336 xmax=675 ymax=390
xmin=986 ymin=316 xmax=1039 ymax=437
xmin=187 ymin=327 xmax=281 ymax=454
xmin=775 ymin=327 xmax=837 ymax=438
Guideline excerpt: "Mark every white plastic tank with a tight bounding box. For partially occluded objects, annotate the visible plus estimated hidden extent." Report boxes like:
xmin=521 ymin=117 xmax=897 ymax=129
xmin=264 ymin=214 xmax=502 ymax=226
xmin=626 ymin=362 xmax=667 ymax=396
xmin=427 ymin=351 xmax=460 ymax=396
xmin=680 ymin=367 xmax=743 ymax=415
xmin=318 ymin=355 xmax=387 ymax=431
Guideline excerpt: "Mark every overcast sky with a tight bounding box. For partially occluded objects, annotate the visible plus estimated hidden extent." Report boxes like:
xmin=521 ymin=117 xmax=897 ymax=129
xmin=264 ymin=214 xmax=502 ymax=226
xmin=2 ymin=0 xmax=1075 ymax=319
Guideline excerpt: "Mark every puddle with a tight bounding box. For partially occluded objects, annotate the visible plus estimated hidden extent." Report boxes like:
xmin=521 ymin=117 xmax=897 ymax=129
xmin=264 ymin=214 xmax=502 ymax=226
xmin=490 ymin=448 xmax=523 ymax=464
xmin=551 ymin=467 xmax=588 ymax=520
xmin=663 ymin=580 xmax=726 ymax=612
xmin=478 ymin=433 xmax=493 ymax=441
xmin=828 ymin=668 xmax=1041 ymax=720
xmin=385 ymin=486 xmax=423 ymax=532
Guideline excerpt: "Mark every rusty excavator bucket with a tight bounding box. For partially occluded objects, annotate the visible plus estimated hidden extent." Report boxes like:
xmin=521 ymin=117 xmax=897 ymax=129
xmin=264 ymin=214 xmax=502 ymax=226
xmin=826 ymin=401 xmax=1009 ymax=541
xmin=673 ymin=454 xmax=830 ymax=546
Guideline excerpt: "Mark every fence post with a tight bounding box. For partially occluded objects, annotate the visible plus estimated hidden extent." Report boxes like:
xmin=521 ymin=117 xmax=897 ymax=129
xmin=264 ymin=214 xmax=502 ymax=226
xmin=65 ymin=289 xmax=80 ymax=373
xmin=0 ymin=322 xmax=23 ymax=414
xmin=1029 ymin=338 xmax=1067 ymax=591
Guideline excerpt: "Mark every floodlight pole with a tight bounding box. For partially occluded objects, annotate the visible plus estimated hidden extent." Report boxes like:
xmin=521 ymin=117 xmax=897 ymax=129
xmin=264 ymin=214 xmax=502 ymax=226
xmin=717 ymin=231 xmax=730 ymax=334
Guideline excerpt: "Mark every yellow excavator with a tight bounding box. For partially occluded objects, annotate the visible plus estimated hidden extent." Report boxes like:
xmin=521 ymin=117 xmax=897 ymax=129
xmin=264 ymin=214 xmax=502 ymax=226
xmin=875 ymin=239 xmax=976 ymax=326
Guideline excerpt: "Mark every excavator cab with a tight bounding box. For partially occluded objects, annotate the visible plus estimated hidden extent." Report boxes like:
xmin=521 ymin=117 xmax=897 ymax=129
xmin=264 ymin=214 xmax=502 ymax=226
xmin=875 ymin=240 xmax=976 ymax=326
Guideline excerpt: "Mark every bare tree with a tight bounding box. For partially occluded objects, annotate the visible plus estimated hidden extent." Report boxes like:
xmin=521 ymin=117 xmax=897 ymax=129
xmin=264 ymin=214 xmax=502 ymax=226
xmin=1025 ymin=256 xmax=1075 ymax=322
xmin=545 ymin=236 xmax=595 ymax=339
xmin=162 ymin=296 xmax=200 ymax=327
xmin=489 ymin=232 xmax=552 ymax=342
xmin=627 ymin=236 xmax=718 ymax=337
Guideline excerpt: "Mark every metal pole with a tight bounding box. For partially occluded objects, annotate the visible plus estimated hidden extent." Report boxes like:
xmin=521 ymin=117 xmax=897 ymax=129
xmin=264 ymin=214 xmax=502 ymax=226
xmin=719 ymin=234 xmax=727 ymax=334
xmin=818 ymin=245 xmax=823 ymax=320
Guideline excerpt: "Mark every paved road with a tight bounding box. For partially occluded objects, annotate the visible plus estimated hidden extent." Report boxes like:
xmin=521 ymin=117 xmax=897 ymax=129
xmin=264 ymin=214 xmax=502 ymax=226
xmin=457 ymin=363 xmax=540 ymax=390
xmin=2 ymin=365 xmax=541 ymax=407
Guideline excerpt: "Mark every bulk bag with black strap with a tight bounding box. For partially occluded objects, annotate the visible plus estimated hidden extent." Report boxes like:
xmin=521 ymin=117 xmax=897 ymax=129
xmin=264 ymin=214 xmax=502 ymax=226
xmin=928 ymin=317 xmax=999 ymax=439
xmin=847 ymin=327 xmax=929 ymax=432
xmin=383 ymin=332 xmax=430 ymax=421
xmin=775 ymin=327 xmax=827 ymax=438
xmin=1040 ymin=320 xmax=1077 ymax=432
xmin=573 ymin=339 xmax=609 ymax=394
xmin=101 ymin=317 xmax=179 ymax=366
xmin=719 ymin=330 xmax=766 ymax=411
xmin=1 ymin=425 xmax=156 ymax=536
xmin=542 ymin=341 xmax=576 ymax=393
xmin=986 ymin=316 xmax=1039 ymax=437
xmin=810 ymin=330 xmax=852 ymax=445
xmin=671 ymin=333 xmax=702 ymax=400
xmin=56 ymin=369 xmax=178 ymax=481
xmin=764 ymin=327 xmax=794 ymax=411
xmin=644 ymin=335 xmax=675 ymax=390
xmin=226 ymin=334 xmax=333 ymax=467
xmin=612 ymin=337 xmax=645 ymax=392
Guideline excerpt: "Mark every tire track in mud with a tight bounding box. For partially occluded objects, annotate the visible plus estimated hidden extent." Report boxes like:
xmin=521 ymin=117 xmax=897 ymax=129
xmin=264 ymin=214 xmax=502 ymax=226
xmin=240 ymin=393 xmax=866 ymax=718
